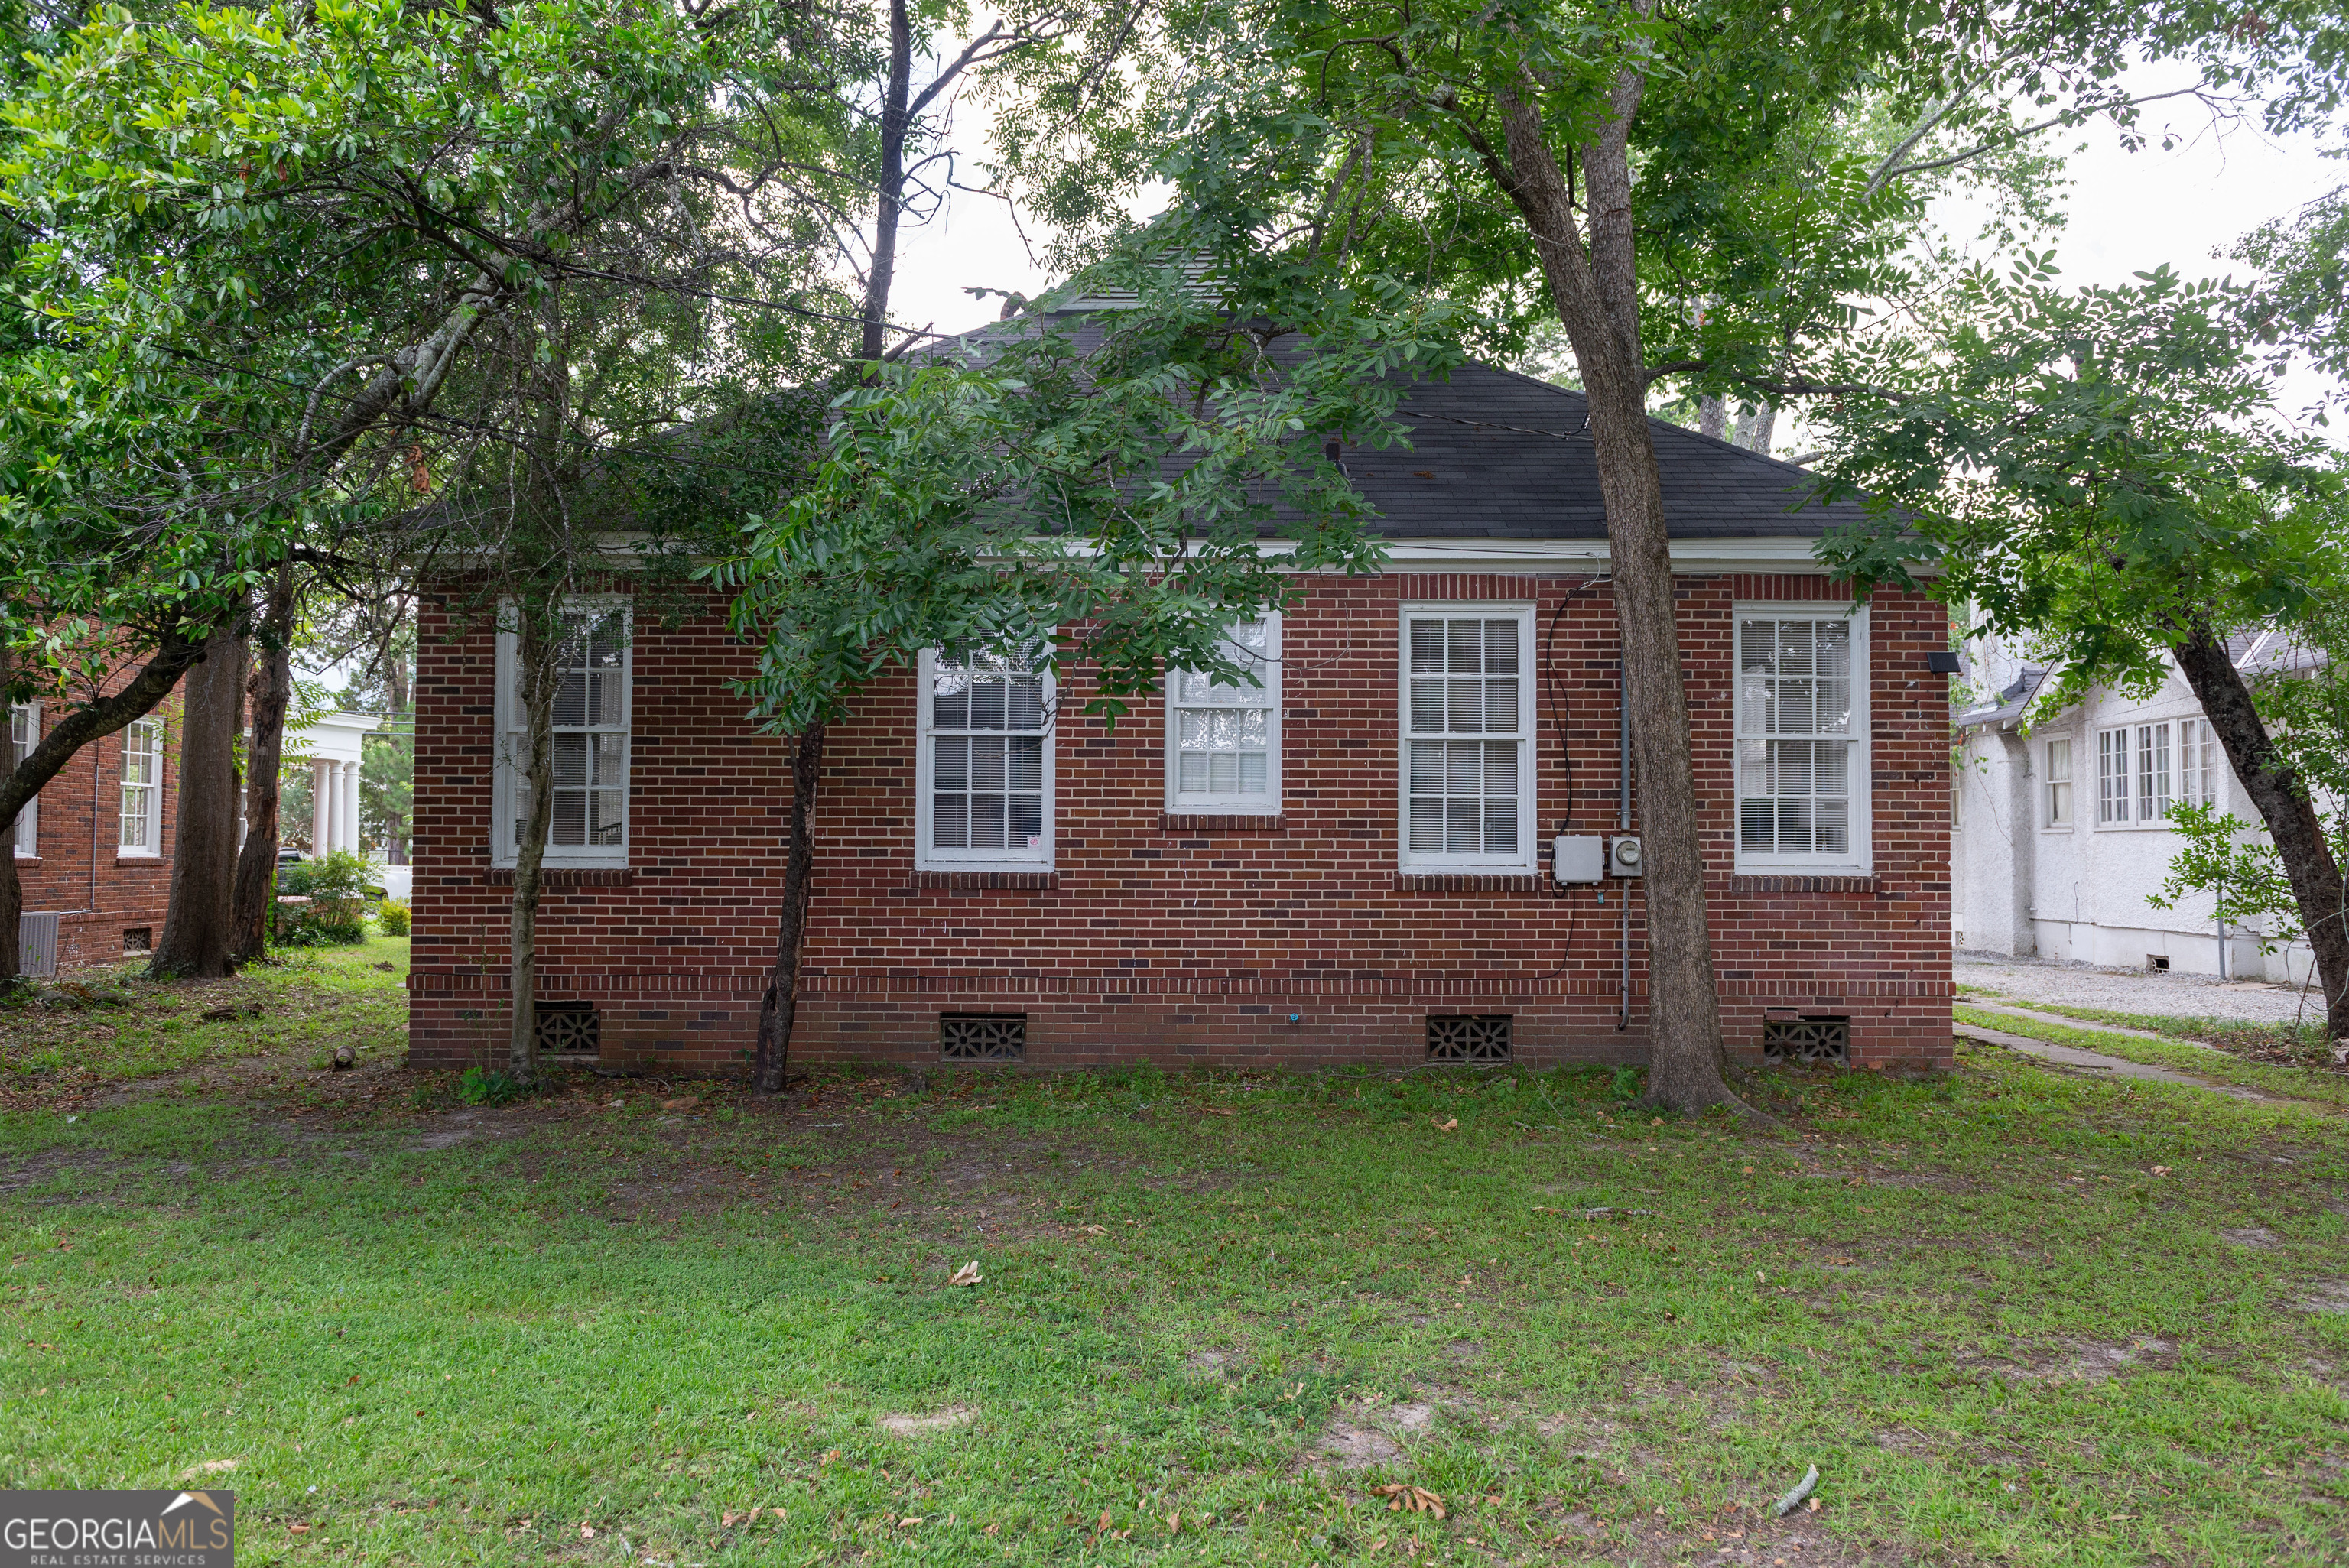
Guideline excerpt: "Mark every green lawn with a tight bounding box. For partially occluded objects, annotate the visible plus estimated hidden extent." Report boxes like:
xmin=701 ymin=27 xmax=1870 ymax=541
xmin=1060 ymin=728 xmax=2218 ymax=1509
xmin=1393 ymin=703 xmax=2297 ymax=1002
xmin=3 ymin=962 xmax=2347 ymax=1565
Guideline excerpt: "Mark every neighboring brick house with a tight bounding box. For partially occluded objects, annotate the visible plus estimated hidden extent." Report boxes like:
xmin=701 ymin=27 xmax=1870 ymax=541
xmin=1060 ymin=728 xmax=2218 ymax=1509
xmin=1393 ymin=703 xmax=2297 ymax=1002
xmin=408 ymin=351 xmax=1955 ymax=1076
xmin=11 ymin=682 xmax=181 ymax=972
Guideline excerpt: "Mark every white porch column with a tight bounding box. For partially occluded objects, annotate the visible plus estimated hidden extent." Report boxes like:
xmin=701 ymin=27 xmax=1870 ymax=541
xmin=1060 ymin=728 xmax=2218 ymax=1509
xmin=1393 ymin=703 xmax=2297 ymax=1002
xmin=343 ymin=759 xmax=362 ymax=852
xmin=312 ymin=759 xmax=332 ymax=855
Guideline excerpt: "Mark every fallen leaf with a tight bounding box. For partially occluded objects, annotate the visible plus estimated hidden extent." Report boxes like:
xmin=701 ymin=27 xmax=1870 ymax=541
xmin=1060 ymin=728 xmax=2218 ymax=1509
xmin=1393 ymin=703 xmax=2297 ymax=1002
xmin=1081 ymin=1225 xmax=1107 ymax=1235
xmin=1434 ymin=1118 xmax=1459 ymax=1132
xmin=580 ymin=1524 xmax=595 ymax=1540
xmin=899 ymin=1518 xmax=925 ymax=1528
xmin=288 ymin=1524 xmax=310 ymax=1535
xmin=947 ymin=1260 xmax=983 ymax=1287
xmin=2151 ymin=1165 xmax=2171 ymax=1176
xmin=660 ymin=1096 xmax=702 ymax=1112
xmin=1805 ymin=1498 xmax=1821 ymax=1513
xmin=1199 ymin=1107 xmax=1236 ymax=1117
xmin=983 ymin=1523 xmax=1000 ymax=1537
xmin=722 ymin=1513 xmax=739 ymax=1528
xmin=1165 ymin=1511 xmax=1180 ymax=1534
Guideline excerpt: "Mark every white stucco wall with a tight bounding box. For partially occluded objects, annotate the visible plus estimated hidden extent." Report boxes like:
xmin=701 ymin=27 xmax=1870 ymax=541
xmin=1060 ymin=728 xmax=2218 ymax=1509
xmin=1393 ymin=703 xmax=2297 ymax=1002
xmin=1953 ymin=639 xmax=2315 ymax=985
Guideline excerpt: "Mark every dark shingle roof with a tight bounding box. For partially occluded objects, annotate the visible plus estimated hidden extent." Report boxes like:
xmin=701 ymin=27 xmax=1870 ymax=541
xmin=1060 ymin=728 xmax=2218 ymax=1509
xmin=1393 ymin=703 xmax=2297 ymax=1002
xmin=928 ymin=312 xmax=1863 ymax=544
xmin=1345 ymin=359 xmax=1861 ymax=541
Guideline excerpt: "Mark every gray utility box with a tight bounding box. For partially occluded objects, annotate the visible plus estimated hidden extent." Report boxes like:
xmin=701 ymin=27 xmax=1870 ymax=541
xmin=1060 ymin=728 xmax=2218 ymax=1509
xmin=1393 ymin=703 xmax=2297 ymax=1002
xmin=1551 ymin=834 xmax=1607 ymax=884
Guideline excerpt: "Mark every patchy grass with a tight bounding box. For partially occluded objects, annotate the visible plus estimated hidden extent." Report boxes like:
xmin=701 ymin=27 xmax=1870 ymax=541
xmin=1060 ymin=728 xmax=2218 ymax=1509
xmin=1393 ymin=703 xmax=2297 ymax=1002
xmin=1954 ymin=987 xmax=2340 ymax=1070
xmin=2 ymin=982 xmax=2346 ymax=1565
xmin=1954 ymin=1003 xmax=2349 ymax=1114
xmin=0 ymin=937 xmax=408 ymax=1105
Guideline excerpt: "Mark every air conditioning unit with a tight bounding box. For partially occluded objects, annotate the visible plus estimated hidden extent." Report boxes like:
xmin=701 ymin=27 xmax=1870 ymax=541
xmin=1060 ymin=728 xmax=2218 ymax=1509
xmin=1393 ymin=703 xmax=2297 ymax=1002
xmin=1606 ymin=836 xmax=1644 ymax=877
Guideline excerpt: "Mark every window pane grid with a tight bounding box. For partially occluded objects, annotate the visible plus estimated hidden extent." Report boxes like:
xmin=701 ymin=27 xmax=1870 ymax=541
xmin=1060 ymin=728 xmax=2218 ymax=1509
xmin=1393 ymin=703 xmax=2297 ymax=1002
xmin=508 ymin=608 xmax=629 ymax=851
xmin=1737 ymin=616 xmax=1858 ymax=857
xmin=1405 ymin=616 xmax=1522 ymax=858
xmin=931 ymin=648 xmax=1048 ymax=853
xmin=9 ymin=705 xmax=32 ymax=854
xmin=1171 ymin=619 xmax=1275 ymax=805
xmin=120 ymin=717 xmax=161 ymax=849
xmin=2136 ymin=722 xmax=2172 ymax=821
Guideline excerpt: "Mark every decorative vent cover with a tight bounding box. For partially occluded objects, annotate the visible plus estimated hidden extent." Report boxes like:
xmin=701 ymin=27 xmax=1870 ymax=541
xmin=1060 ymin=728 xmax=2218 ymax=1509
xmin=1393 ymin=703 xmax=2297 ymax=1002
xmin=536 ymin=999 xmax=600 ymax=1058
xmin=1763 ymin=1017 xmax=1850 ymax=1065
xmin=1427 ymin=1014 xmax=1512 ymax=1062
xmin=941 ymin=1012 xmax=1027 ymax=1062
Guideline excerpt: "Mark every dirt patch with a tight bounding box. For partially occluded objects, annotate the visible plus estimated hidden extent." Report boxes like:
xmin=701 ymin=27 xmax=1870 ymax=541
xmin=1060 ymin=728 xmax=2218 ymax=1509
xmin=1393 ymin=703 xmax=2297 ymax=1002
xmin=1311 ymin=1420 xmax=1403 ymax=1470
xmin=1999 ymin=1336 xmax=2179 ymax=1383
xmin=2221 ymin=1226 xmax=2280 ymax=1248
xmin=877 ymin=1406 xmax=976 ymax=1437
xmin=1527 ymin=1498 xmax=1901 ymax=1566
xmin=1187 ymin=1349 xmax=1236 ymax=1375
xmin=2299 ymin=1281 xmax=2349 ymax=1314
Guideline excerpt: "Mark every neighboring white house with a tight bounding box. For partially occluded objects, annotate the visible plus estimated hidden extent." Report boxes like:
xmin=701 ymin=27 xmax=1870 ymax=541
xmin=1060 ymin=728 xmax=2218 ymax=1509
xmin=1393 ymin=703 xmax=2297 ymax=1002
xmin=1952 ymin=629 xmax=2325 ymax=985
xmin=286 ymin=710 xmax=380 ymax=858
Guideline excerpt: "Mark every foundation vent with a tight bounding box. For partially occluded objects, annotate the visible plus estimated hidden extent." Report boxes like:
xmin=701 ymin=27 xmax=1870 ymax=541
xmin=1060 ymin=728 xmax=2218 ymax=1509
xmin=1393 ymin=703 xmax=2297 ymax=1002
xmin=941 ymin=1012 xmax=1027 ymax=1062
xmin=535 ymin=999 xmax=601 ymax=1060
xmin=1426 ymin=1014 xmax=1513 ymax=1063
xmin=1763 ymin=1016 xmax=1850 ymax=1066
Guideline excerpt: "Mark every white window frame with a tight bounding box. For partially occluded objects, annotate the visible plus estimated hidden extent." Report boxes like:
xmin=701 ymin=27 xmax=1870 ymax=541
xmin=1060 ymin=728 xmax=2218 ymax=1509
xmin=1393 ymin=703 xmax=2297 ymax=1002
xmin=1733 ymin=604 xmax=1871 ymax=875
xmin=916 ymin=644 xmax=1056 ymax=872
xmin=2136 ymin=721 xmax=2172 ymax=823
xmin=2182 ymin=717 xmax=2223 ymax=810
xmin=1397 ymin=603 xmax=1538 ymax=874
xmin=1165 ymin=614 xmax=1281 ymax=816
xmin=9 ymin=703 xmax=35 ymax=858
xmin=119 ymin=715 xmax=164 ymax=856
xmin=2097 ymin=727 xmax=2130 ymax=825
xmin=492 ymin=596 xmax=633 ymax=869
xmin=2043 ymin=735 xmax=2073 ymax=829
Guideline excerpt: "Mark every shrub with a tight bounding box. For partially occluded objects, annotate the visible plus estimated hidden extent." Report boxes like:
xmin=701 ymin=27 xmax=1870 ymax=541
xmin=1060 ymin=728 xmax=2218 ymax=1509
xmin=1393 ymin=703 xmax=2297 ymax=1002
xmin=377 ymin=898 xmax=411 ymax=937
xmin=275 ymin=849 xmax=376 ymax=946
xmin=460 ymin=1066 xmax=523 ymax=1105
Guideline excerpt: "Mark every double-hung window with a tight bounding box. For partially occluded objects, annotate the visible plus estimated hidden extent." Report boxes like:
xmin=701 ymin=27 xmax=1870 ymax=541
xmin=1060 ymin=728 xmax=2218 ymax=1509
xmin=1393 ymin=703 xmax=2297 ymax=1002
xmin=2135 ymin=722 xmax=2172 ymax=821
xmin=120 ymin=716 xmax=163 ymax=854
xmin=1399 ymin=606 xmax=1535 ymax=872
xmin=2097 ymin=727 xmax=2130 ymax=823
xmin=9 ymin=704 xmax=36 ymax=856
xmin=1735 ymin=608 xmax=1870 ymax=871
xmin=1166 ymin=616 xmax=1279 ymax=814
xmin=2182 ymin=718 xmax=2223 ymax=809
xmin=2044 ymin=737 xmax=2073 ymax=828
xmin=492 ymin=599 xmax=632 ymax=868
xmin=918 ymin=645 xmax=1053 ymax=870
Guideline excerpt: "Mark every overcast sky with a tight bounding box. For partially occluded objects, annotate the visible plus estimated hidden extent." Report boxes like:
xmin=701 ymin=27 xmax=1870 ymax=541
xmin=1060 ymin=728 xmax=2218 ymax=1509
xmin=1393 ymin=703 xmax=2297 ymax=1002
xmin=888 ymin=93 xmax=2347 ymax=420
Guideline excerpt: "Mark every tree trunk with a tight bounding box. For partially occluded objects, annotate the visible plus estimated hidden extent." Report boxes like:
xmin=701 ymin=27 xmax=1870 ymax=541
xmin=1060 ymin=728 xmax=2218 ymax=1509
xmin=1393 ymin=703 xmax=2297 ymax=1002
xmin=858 ymin=0 xmax=914 ymax=362
xmin=1698 ymin=395 xmax=1726 ymax=440
xmin=1490 ymin=79 xmax=1738 ymax=1115
xmin=507 ymin=604 xmax=561 ymax=1083
xmin=2171 ymin=618 xmax=2349 ymax=1036
xmin=0 ymin=631 xmax=209 ymax=980
xmin=229 ymin=566 xmax=297 ymax=962
xmin=752 ymin=725 xmax=825 ymax=1093
xmin=151 ymin=630 xmax=247 ymax=978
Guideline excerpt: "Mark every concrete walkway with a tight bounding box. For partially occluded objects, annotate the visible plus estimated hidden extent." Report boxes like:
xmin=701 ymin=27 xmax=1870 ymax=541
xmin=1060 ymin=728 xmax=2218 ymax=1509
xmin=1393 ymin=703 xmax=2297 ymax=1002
xmin=1952 ymin=1022 xmax=2287 ymax=1103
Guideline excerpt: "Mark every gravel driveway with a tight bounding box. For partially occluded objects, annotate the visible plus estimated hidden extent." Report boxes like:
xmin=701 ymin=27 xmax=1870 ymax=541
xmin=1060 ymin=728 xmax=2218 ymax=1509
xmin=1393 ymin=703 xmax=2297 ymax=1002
xmin=1955 ymin=950 xmax=2322 ymax=1027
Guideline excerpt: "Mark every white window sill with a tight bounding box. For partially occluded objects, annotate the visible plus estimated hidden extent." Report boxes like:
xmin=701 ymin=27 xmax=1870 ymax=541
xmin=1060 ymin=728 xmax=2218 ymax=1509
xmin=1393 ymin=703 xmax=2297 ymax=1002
xmin=917 ymin=858 xmax=1054 ymax=875
xmin=1168 ymin=802 xmax=1281 ymax=816
xmin=1400 ymin=860 xmax=1540 ymax=875
xmin=116 ymin=849 xmax=161 ymax=860
xmin=1736 ymin=862 xmax=1873 ymax=878
xmin=491 ymin=857 xmax=631 ymax=872
xmin=2040 ymin=826 xmax=2076 ymax=834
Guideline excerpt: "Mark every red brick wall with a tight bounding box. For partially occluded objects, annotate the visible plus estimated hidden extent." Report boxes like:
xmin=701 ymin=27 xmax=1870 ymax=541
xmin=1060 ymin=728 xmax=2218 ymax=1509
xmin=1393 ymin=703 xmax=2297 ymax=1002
xmin=14 ymin=681 xmax=181 ymax=970
xmin=408 ymin=573 xmax=1953 ymax=1074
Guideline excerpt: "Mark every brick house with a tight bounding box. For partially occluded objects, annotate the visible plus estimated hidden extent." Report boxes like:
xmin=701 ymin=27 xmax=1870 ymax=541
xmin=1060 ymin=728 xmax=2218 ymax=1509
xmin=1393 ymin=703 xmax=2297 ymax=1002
xmin=407 ymin=353 xmax=1955 ymax=1075
xmin=11 ymin=680 xmax=181 ymax=972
